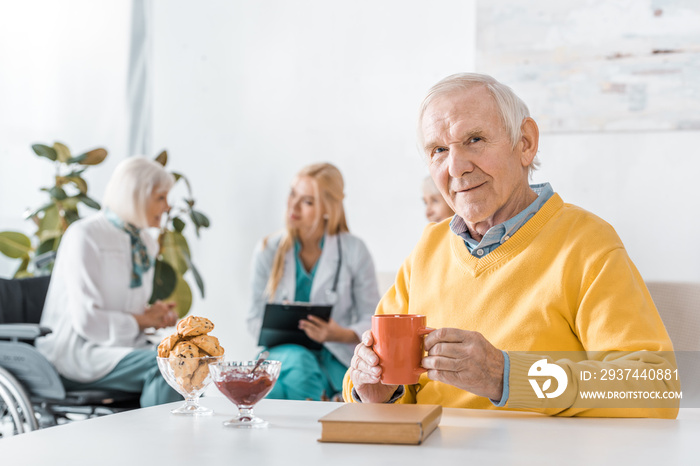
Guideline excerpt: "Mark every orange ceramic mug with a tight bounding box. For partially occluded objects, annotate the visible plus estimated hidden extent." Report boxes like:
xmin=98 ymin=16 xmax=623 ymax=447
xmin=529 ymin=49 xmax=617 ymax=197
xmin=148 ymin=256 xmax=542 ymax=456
xmin=371 ymin=314 xmax=433 ymax=385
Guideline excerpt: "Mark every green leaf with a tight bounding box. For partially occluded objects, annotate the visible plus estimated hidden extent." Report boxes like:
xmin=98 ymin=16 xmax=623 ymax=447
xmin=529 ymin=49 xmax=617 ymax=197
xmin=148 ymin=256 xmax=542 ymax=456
xmin=37 ymin=205 xmax=63 ymax=242
xmin=172 ymin=217 xmax=185 ymax=233
xmin=154 ymin=150 xmax=168 ymax=166
xmin=189 ymin=210 xmax=210 ymax=237
xmin=37 ymin=229 xmax=63 ymax=243
xmin=49 ymin=186 xmax=68 ymax=200
xmin=63 ymin=208 xmax=80 ymax=225
xmin=167 ymin=275 xmax=193 ymax=318
xmin=78 ymin=148 xmax=108 ymax=166
xmin=61 ymin=197 xmax=80 ymax=210
xmin=24 ymin=202 xmax=55 ymax=220
xmin=183 ymin=254 xmax=204 ymax=298
xmin=78 ymin=194 xmax=101 ymax=210
xmin=0 ymin=231 xmax=32 ymax=259
xmin=14 ymin=257 xmax=33 ymax=279
xmin=66 ymin=153 xmax=87 ymax=164
xmin=53 ymin=142 xmax=71 ymax=163
xmin=67 ymin=176 xmax=88 ymax=194
xmin=40 ymin=204 xmax=61 ymax=229
xmin=65 ymin=168 xmax=87 ymax=177
xmin=150 ymin=259 xmax=177 ymax=303
xmin=37 ymin=238 xmax=58 ymax=255
xmin=191 ymin=210 xmax=210 ymax=228
xmin=175 ymin=231 xmax=191 ymax=257
xmin=32 ymin=144 xmax=57 ymax=161
xmin=159 ymin=230 xmax=189 ymax=275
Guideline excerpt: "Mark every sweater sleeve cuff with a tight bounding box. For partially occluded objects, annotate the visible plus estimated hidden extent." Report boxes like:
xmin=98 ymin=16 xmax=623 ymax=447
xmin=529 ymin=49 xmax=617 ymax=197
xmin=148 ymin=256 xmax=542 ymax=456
xmin=504 ymin=352 xmax=559 ymax=409
xmin=490 ymin=350 xmax=510 ymax=407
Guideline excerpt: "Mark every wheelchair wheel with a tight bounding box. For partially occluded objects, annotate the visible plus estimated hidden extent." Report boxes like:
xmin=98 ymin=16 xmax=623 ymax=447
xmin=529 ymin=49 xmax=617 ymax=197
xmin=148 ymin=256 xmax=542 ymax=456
xmin=0 ymin=367 xmax=40 ymax=436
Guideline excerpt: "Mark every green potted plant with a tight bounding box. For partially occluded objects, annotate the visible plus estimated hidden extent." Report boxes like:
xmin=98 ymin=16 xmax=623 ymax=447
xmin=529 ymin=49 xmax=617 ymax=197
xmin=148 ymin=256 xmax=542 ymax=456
xmin=0 ymin=142 xmax=106 ymax=277
xmin=149 ymin=150 xmax=210 ymax=317
xmin=0 ymin=145 xmax=208 ymax=318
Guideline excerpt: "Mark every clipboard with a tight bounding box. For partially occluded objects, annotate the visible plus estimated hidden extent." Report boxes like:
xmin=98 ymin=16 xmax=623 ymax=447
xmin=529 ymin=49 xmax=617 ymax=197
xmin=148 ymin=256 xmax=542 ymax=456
xmin=258 ymin=302 xmax=333 ymax=350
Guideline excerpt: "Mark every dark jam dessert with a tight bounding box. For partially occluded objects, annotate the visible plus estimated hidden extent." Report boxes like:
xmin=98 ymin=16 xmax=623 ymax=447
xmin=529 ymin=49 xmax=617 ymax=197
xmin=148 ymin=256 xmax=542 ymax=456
xmin=215 ymin=370 xmax=274 ymax=407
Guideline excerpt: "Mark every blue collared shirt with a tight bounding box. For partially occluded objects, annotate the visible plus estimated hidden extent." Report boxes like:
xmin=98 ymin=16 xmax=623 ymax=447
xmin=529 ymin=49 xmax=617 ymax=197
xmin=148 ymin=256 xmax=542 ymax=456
xmin=451 ymin=182 xmax=554 ymax=407
xmin=450 ymin=182 xmax=554 ymax=257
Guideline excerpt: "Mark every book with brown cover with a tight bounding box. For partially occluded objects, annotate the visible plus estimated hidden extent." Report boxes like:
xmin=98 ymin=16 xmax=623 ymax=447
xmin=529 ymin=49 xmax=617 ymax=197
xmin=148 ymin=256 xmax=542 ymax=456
xmin=318 ymin=403 xmax=442 ymax=445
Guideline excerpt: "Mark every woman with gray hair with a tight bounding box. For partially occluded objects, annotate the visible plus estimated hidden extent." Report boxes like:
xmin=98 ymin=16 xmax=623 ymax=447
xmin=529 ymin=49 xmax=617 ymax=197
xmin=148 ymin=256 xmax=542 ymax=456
xmin=36 ymin=157 xmax=181 ymax=407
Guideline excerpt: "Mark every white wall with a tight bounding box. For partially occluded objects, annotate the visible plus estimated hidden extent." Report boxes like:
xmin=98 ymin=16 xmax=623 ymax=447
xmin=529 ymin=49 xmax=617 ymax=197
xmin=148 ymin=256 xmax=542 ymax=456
xmin=0 ymin=0 xmax=132 ymax=276
xmin=532 ymin=131 xmax=700 ymax=283
xmin=150 ymin=0 xmax=477 ymax=358
xmin=2 ymin=1 xmax=698 ymax=363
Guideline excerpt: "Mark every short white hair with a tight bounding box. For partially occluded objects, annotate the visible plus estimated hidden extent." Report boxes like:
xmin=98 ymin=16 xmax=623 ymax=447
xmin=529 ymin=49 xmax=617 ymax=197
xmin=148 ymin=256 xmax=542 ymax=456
xmin=417 ymin=72 xmax=539 ymax=175
xmin=102 ymin=157 xmax=175 ymax=228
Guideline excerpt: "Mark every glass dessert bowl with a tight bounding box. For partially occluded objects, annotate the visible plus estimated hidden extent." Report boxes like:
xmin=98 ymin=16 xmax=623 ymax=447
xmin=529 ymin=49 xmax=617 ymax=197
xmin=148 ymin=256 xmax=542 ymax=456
xmin=157 ymin=355 xmax=223 ymax=415
xmin=210 ymin=360 xmax=281 ymax=428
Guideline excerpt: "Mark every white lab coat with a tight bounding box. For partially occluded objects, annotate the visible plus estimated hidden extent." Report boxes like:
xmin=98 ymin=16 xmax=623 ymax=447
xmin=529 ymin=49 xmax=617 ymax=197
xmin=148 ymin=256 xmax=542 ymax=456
xmin=247 ymin=232 xmax=380 ymax=366
xmin=35 ymin=212 xmax=157 ymax=383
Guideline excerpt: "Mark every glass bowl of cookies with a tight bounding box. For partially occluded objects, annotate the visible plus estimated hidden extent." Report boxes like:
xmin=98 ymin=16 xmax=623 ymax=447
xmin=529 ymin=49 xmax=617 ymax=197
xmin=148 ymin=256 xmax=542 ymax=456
xmin=156 ymin=316 xmax=225 ymax=415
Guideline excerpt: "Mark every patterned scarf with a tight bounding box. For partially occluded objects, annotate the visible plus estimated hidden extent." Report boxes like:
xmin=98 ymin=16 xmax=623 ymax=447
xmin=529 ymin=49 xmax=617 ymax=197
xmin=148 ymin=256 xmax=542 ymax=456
xmin=104 ymin=209 xmax=154 ymax=288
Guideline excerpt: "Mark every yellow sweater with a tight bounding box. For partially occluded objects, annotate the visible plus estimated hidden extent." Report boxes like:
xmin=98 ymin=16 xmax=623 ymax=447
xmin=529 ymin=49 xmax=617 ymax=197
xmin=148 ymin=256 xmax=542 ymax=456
xmin=343 ymin=194 xmax=679 ymax=418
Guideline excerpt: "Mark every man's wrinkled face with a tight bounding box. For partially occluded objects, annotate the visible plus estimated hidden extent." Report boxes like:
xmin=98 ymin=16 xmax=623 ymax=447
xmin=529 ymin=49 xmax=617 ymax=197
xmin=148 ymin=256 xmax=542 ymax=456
xmin=421 ymin=85 xmax=530 ymax=229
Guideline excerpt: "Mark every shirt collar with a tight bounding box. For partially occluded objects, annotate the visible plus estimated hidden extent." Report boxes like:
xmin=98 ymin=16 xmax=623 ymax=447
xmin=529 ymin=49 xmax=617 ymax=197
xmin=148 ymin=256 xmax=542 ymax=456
xmin=293 ymin=235 xmax=326 ymax=278
xmin=103 ymin=208 xmax=153 ymax=288
xmin=449 ymin=182 xmax=554 ymax=252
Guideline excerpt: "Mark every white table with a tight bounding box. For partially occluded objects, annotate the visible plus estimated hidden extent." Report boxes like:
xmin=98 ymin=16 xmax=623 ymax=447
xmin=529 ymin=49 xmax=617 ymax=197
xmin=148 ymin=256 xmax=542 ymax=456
xmin=1 ymin=398 xmax=698 ymax=465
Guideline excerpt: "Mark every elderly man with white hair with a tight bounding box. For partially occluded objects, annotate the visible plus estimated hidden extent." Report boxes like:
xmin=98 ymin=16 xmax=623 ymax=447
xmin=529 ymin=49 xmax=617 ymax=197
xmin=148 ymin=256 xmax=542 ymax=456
xmin=344 ymin=73 xmax=678 ymax=418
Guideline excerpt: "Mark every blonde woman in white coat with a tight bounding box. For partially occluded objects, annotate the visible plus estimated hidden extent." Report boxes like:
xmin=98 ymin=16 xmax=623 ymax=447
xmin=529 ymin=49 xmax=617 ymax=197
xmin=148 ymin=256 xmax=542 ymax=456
xmin=247 ymin=163 xmax=380 ymax=400
xmin=36 ymin=157 xmax=181 ymax=407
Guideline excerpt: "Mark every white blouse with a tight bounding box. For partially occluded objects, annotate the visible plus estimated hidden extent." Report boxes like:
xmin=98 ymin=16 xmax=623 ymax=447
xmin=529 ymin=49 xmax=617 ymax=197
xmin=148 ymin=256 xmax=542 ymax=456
xmin=35 ymin=212 xmax=157 ymax=383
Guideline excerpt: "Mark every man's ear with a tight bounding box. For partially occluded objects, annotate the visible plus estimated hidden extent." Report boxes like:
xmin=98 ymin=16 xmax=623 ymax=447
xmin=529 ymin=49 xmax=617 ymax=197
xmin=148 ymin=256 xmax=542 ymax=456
xmin=518 ymin=117 xmax=539 ymax=167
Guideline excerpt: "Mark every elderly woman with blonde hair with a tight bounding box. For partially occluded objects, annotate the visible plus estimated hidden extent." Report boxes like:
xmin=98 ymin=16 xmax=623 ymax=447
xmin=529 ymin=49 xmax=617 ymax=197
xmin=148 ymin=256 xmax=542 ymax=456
xmin=36 ymin=157 xmax=181 ymax=407
xmin=247 ymin=162 xmax=380 ymax=401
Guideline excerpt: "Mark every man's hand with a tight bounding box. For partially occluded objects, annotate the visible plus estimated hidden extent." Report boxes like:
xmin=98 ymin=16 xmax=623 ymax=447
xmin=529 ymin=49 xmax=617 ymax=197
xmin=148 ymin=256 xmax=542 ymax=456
xmin=299 ymin=316 xmax=359 ymax=344
xmin=422 ymin=328 xmax=505 ymax=402
xmin=134 ymin=300 xmax=177 ymax=331
xmin=349 ymin=330 xmax=399 ymax=403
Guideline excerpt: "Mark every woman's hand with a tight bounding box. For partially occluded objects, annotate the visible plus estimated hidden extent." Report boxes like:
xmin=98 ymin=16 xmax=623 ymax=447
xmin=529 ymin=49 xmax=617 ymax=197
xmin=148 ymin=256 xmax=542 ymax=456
xmin=134 ymin=300 xmax=177 ymax=331
xmin=298 ymin=316 xmax=360 ymax=344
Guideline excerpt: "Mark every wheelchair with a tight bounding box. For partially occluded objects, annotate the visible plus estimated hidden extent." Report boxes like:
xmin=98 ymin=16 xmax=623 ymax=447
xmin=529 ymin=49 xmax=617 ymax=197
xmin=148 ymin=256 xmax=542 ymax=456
xmin=0 ymin=276 xmax=140 ymax=437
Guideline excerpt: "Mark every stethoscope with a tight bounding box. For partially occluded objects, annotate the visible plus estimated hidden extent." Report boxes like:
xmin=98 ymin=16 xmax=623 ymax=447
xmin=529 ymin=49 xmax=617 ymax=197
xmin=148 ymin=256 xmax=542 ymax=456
xmin=324 ymin=235 xmax=342 ymax=305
